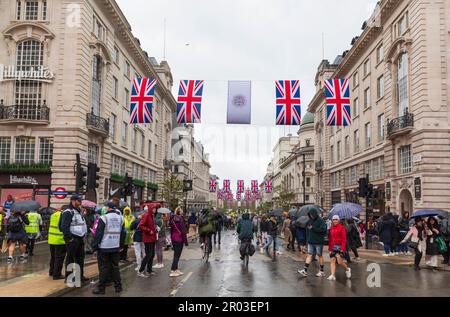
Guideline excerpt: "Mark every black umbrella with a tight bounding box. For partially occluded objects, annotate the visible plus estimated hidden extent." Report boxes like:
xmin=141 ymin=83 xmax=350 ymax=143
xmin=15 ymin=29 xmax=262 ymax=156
xmin=295 ymin=204 xmax=323 ymax=218
xmin=39 ymin=206 xmax=57 ymax=215
xmin=11 ymin=200 xmax=41 ymax=212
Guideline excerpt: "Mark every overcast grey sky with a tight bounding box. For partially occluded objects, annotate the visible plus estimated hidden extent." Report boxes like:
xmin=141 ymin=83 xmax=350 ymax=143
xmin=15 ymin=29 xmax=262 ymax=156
xmin=117 ymin=0 xmax=378 ymax=192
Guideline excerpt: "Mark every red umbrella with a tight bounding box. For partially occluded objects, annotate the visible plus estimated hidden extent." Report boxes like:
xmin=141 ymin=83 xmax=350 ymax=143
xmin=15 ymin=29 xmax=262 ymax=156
xmin=81 ymin=200 xmax=97 ymax=208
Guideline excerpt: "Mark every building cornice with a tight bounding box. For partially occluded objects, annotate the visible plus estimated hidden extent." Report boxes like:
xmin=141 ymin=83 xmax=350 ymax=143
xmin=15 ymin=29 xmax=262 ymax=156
xmin=99 ymin=0 xmax=176 ymax=109
xmin=307 ymin=89 xmax=325 ymax=113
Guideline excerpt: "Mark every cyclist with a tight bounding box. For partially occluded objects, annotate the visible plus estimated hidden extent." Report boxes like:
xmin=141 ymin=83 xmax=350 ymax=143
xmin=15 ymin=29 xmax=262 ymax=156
xmin=198 ymin=209 xmax=215 ymax=255
xmin=237 ymin=213 xmax=254 ymax=260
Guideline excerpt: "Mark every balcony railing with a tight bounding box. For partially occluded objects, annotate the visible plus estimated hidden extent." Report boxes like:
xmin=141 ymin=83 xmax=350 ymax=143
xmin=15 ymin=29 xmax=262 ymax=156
xmin=0 ymin=100 xmax=50 ymax=123
xmin=86 ymin=113 xmax=109 ymax=137
xmin=387 ymin=111 xmax=414 ymax=139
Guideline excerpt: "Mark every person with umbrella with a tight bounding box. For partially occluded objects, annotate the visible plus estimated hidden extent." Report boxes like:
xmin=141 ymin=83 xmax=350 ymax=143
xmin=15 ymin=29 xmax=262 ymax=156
xmin=6 ymin=208 xmax=29 ymax=263
xmin=298 ymin=208 xmax=327 ymax=278
xmin=61 ymin=195 xmax=89 ymax=283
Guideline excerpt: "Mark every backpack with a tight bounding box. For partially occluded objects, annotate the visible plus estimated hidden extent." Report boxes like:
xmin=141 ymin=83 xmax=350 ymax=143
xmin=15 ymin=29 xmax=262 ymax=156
xmin=199 ymin=213 xmax=209 ymax=227
xmin=8 ymin=215 xmax=23 ymax=233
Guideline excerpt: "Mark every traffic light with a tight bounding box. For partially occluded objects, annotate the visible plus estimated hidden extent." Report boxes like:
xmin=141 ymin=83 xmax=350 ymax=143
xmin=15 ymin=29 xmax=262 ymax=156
xmin=358 ymin=177 xmax=368 ymax=197
xmin=75 ymin=162 xmax=87 ymax=193
xmin=87 ymin=163 xmax=100 ymax=190
xmin=183 ymin=180 xmax=193 ymax=192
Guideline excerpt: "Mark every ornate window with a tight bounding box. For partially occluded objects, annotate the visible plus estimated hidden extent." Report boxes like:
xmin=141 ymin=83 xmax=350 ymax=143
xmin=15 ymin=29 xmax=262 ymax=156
xmin=0 ymin=137 xmax=12 ymax=165
xmin=92 ymin=55 xmax=102 ymax=115
xmin=15 ymin=137 xmax=35 ymax=165
xmin=16 ymin=40 xmax=43 ymax=71
xmin=39 ymin=137 xmax=53 ymax=165
xmin=397 ymin=53 xmax=409 ymax=116
xmin=399 ymin=145 xmax=412 ymax=174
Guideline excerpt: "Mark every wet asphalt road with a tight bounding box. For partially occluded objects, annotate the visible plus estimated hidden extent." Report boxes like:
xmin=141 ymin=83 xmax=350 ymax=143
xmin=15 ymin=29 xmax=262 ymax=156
xmin=65 ymin=230 xmax=450 ymax=297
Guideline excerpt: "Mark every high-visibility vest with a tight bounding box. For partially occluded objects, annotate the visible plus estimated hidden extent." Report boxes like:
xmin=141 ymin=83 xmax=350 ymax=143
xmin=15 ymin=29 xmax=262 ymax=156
xmin=48 ymin=211 xmax=65 ymax=245
xmin=25 ymin=212 xmax=40 ymax=234
xmin=63 ymin=207 xmax=87 ymax=237
xmin=99 ymin=212 xmax=124 ymax=250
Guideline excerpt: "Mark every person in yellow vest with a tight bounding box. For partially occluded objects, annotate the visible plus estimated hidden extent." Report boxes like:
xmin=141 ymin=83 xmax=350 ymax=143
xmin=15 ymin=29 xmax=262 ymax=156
xmin=48 ymin=206 xmax=67 ymax=280
xmin=25 ymin=209 xmax=43 ymax=257
xmin=120 ymin=207 xmax=135 ymax=262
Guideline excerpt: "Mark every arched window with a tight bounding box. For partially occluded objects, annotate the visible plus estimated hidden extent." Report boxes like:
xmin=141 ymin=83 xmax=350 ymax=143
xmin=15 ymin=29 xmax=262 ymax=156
xmin=16 ymin=40 xmax=44 ymax=71
xmin=397 ymin=53 xmax=409 ymax=116
xmin=91 ymin=55 xmax=102 ymax=115
xmin=15 ymin=40 xmax=44 ymax=107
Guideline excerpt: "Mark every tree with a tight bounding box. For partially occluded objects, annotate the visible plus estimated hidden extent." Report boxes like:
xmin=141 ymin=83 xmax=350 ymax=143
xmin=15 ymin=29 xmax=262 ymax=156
xmin=272 ymin=181 xmax=295 ymax=211
xmin=161 ymin=175 xmax=185 ymax=211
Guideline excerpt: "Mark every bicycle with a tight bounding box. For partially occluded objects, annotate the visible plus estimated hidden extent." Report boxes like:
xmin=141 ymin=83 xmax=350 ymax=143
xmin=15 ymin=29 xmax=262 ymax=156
xmin=202 ymin=234 xmax=211 ymax=263
xmin=241 ymin=238 xmax=252 ymax=269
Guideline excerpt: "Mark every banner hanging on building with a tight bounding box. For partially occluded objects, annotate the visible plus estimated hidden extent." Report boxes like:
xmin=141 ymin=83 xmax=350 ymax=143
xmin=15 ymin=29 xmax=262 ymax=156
xmin=223 ymin=180 xmax=231 ymax=193
xmin=251 ymin=180 xmax=259 ymax=193
xmin=209 ymin=178 xmax=217 ymax=193
xmin=227 ymin=81 xmax=252 ymax=124
xmin=265 ymin=180 xmax=272 ymax=193
xmin=237 ymin=180 xmax=244 ymax=194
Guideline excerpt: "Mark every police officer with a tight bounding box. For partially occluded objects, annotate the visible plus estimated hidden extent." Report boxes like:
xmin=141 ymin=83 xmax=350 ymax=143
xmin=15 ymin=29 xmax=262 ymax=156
xmin=60 ymin=195 xmax=89 ymax=283
xmin=25 ymin=209 xmax=42 ymax=256
xmin=48 ymin=206 xmax=67 ymax=280
xmin=92 ymin=203 xmax=126 ymax=294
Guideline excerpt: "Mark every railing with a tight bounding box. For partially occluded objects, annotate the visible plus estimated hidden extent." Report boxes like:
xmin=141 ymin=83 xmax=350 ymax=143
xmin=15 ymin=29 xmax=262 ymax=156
xmin=86 ymin=113 xmax=109 ymax=135
xmin=387 ymin=111 xmax=414 ymax=138
xmin=0 ymin=101 xmax=50 ymax=122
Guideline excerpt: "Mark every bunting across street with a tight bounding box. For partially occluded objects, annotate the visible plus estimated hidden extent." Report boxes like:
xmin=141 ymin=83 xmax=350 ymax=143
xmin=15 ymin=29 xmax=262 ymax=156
xmin=265 ymin=179 xmax=273 ymax=193
xmin=251 ymin=180 xmax=259 ymax=193
xmin=276 ymin=80 xmax=302 ymax=126
xmin=209 ymin=178 xmax=217 ymax=193
xmin=177 ymin=80 xmax=204 ymax=124
xmin=223 ymin=180 xmax=231 ymax=193
xmin=130 ymin=77 xmax=156 ymax=124
xmin=237 ymin=180 xmax=244 ymax=194
xmin=325 ymin=78 xmax=352 ymax=126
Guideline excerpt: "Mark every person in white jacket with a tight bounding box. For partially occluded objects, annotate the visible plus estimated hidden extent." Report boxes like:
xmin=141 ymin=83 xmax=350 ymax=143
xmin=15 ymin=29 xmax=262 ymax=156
xmin=400 ymin=218 xmax=430 ymax=271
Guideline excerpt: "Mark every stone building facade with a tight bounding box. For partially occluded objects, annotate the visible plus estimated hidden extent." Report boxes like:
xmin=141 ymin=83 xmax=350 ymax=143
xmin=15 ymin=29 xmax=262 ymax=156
xmin=0 ymin=0 xmax=176 ymax=209
xmin=308 ymin=0 xmax=450 ymax=216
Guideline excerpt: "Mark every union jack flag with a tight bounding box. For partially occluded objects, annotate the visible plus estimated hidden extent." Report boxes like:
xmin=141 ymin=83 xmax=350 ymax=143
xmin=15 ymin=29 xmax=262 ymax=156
xmin=251 ymin=180 xmax=259 ymax=193
xmin=276 ymin=80 xmax=301 ymax=125
xmin=227 ymin=192 xmax=233 ymax=200
xmin=223 ymin=180 xmax=231 ymax=193
xmin=245 ymin=189 xmax=251 ymax=201
xmin=177 ymin=80 xmax=204 ymax=124
xmin=209 ymin=178 xmax=217 ymax=193
xmin=217 ymin=189 xmax=224 ymax=200
xmin=265 ymin=180 xmax=272 ymax=193
xmin=325 ymin=79 xmax=352 ymax=126
xmin=236 ymin=192 xmax=242 ymax=201
xmin=130 ymin=78 xmax=156 ymax=124
xmin=237 ymin=180 xmax=244 ymax=194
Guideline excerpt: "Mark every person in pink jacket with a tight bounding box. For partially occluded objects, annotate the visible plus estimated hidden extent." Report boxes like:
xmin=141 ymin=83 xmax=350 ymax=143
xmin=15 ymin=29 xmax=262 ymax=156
xmin=327 ymin=215 xmax=352 ymax=281
xmin=169 ymin=207 xmax=188 ymax=277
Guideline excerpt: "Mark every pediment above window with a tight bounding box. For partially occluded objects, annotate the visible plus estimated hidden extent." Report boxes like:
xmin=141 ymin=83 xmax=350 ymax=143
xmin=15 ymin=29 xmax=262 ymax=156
xmin=89 ymin=39 xmax=112 ymax=65
xmin=3 ymin=22 xmax=55 ymax=43
xmin=386 ymin=36 xmax=412 ymax=63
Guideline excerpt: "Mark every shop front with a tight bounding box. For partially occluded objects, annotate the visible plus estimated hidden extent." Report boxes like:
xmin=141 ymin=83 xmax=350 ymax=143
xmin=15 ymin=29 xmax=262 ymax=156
xmin=0 ymin=173 xmax=51 ymax=209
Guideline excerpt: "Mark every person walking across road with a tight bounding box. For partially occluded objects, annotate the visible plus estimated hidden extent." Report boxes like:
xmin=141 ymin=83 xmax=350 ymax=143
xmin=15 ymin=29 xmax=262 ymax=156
xmin=298 ymin=208 xmax=327 ymax=278
xmin=259 ymin=216 xmax=268 ymax=253
xmin=60 ymin=195 xmax=89 ymax=283
xmin=169 ymin=207 xmax=188 ymax=277
xmin=91 ymin=205 xmax=126 ymax=294
xmin=400 ymin=217 xmax=426 ymax=270
xmin=378 ymin=213 xmax=396 ymax=256
xmin=327 ymin=215 xmax=351 ymax=281
xmin=425 ymin=217 xmax=442 ymax=270
xmin=281 ymin=215 xmax=293 ymax=251
xmin=6 ymin=210 xmax=29 ymax=263
xmin=398 ymin=212 xmax=411 ymax=255
xmin=263 ymin=216 xmax=279 ymax=258
xmin=24 ymin=209 xmax=43 ymax=257
xmin=188 ymin=212 xmax=198 ymax=242
xmin=137 ymin=206 xmax=157 ymax=278
xmin=213 ymin=213 xmax=224 ymax=245
xmin=48 ymin=206 xmax=67 ymax=280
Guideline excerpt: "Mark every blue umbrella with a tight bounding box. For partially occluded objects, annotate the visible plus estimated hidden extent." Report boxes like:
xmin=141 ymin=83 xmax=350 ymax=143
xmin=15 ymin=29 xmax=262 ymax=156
xmin=411 ymin=209 xmax=443 ymax=219
xmin=328 ymin=203 xmax=363 ymax=220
